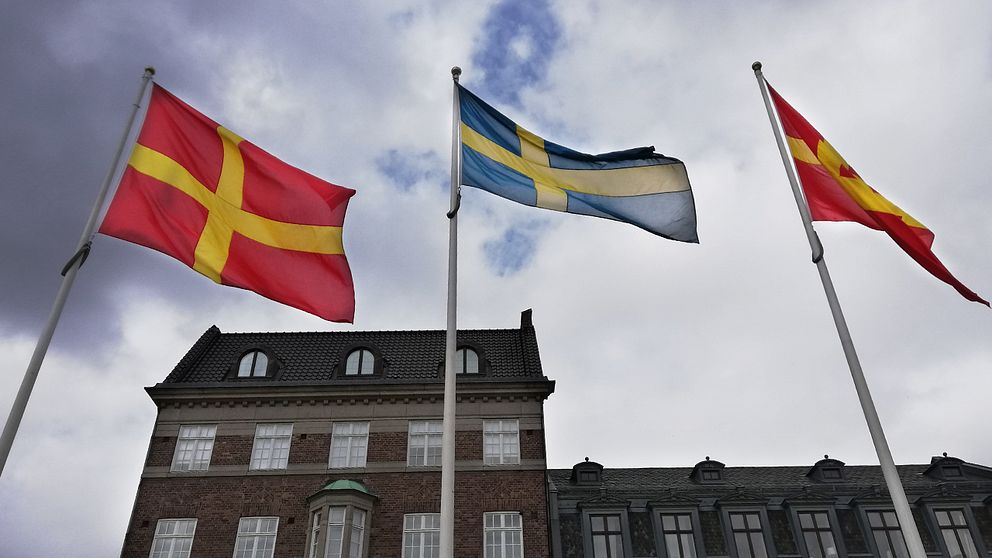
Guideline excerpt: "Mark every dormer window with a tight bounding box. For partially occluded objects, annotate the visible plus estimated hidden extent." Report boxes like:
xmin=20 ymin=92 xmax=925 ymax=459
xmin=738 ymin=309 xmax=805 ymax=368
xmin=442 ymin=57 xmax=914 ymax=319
xmin=570 ymin=457 xmax=604 ymax=485
xmin=238 ymin=350 xmax=269 ymax=378
xmin=455 ymin=347 xmax=479 ymax=374
xmin=690 ymin=457 xmax=725 ymax=484
xmin=345 ymin=349 xmax=375 ymax=376
xmin=942 ymin=465 xmax=963 ymax=478
xmin=807 ymin=456 xmax=846 ymax=482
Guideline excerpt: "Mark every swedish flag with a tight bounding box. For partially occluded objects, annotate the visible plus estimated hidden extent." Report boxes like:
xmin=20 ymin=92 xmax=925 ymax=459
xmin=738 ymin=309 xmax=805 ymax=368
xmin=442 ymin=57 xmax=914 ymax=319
xmin=458 ymin=84 xmax=697 ymax=243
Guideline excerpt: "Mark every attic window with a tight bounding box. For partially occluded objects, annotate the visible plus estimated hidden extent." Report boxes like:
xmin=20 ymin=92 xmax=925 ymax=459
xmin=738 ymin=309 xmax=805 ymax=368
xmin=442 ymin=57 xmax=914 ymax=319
xmin=238 ymin=351 xmax=269 ymax=377
xmin=456 ymin=348 xmax=479 ymax=374
xmin=701 ymin=470 xmax=722 ymax=482
xmin=345 ymin=349 xmax=375 ymax=376
xmin=942 ymin=466 xmax=963 ymax=478
xmin=821 ymin=468 xmax=842 ymax=480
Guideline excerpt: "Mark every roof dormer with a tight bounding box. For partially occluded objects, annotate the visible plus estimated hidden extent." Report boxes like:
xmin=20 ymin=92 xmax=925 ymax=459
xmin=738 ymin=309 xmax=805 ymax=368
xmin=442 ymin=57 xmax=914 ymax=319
xmin=570 ymin=457 xmax=604 ymax=485
xmin=923 ymin=453 xmax=992 ymax=481
xmin=807 ymin=455 xmax=846 ymax=482
xmin=690 ymin=457 xmax=725 ymax=484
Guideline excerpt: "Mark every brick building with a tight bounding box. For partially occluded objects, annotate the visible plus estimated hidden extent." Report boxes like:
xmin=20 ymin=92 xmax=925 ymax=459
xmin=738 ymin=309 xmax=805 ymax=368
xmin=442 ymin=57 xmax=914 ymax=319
xmin=121 ymin=310 xmax=992 ymax=558
xmin=548 ymin=456 xmax=992 ymax=558
xmin=121 ymin=310 xmax=554 ymax=558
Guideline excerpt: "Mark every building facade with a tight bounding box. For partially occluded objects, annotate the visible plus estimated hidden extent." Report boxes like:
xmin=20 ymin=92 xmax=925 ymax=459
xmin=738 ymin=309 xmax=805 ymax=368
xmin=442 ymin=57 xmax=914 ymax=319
xmin=121 ymin=310 xmax=555 ymax=558
xmin=548 ymin=456 xmax=992 ymax=558
xmin=121 ymin=310 xmax=992 ymax=558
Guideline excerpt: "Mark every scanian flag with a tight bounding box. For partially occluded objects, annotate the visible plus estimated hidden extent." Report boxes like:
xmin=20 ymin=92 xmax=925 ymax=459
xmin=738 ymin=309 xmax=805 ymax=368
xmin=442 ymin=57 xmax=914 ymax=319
xmin=100 ymin=84 xmax=357 ymax=321
xmin=767 ymin=83 xmax=987 ymax=306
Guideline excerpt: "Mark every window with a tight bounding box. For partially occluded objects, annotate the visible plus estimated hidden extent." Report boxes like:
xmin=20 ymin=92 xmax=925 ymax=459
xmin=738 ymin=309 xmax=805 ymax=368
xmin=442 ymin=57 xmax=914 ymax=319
xmin=729 ymin=512 xmax=768 ymax=558
xmin=483 ymin=419 xmax=519 ymax=465
xmin=345 ymin=349 xmax=374 ymax=376
xmin=403 ymin=513 xmax=441 ymax=558
xmin=238 ymin=351 xmax=269 ymax=377
xmin=797 ymin=511 xmax=838 ymax=558
xmin=408 ymin=421 xmax=442 ymax=466
xmin=325 ymin=507 xmax=346 ymax=558
xmin=591 ymin=514 xmax=624 ymax=558
xmin=233 ymin=517 xmax=279 ymax=558
xmin=250 ymin=424 xmax=293 ymax=470
xmin=660 ymin=513 xmax=697 ymax=558
xmin=485 ymin=512 xmax=523 ymax=558
xmin=935 ymin=509 xmax=980 ymax=558
xmin=171 ymin=425 xmax=216 ymax=472
xmin=867 ymin=511 xmax=909 ymax=558
xmin=309 ymin=511 xmax=322 ymax=558
xmin=701 ymin=470 xmax=721 ymax=481
xmin=329 ymin=422 xmax=369 ymax=468
xmin=150 ymin=519 xmax=196 ymax=558
xmin=456 ymin=347 xmax=480 ymax=374
xmin=306 ymin=486 xmax=374 ymax=558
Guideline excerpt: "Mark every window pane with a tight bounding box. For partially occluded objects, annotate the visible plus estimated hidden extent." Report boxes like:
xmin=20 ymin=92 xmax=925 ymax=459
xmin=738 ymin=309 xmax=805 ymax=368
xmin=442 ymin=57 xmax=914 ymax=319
xmin=805 ymin=532 xmax=822 ymax=558
xmin=253 ymin=353 xmax=268 ymax=376
xmin=239 ymin=354 xmax=254 ymax=377
xmin=592 ymin=537 xmax=608 ymax=558
xmin=465 ymin=349 xmax=479 ymax=374
xmin=731 ymin=514 xmax=745 ymax=530
xmin=734 ymin=533 xmax=752 ymax=558
xmin=662 ymin=516 xmax=676 ymax=531
xmin=681 ymin=533 xmax=696 ymax=558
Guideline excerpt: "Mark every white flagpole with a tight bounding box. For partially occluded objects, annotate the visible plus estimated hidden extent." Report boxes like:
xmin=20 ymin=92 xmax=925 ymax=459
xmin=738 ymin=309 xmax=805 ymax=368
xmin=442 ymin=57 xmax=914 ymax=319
xmin=0 ymin=67 xmax=156 ymax=477
xmin=440 ymin=65 xmax=463 ymax=558
xmin=752 ymin=61 xmax=927 ymax=558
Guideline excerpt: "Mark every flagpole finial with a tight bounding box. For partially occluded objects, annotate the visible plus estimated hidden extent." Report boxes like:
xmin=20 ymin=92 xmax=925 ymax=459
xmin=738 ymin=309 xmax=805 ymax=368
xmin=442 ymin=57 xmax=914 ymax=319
xmin=752 ymin=61 xmax=762 ymax=71
xmin=451 ymin=66 xmax=461 ymax=81
xmin=144 ymin=66 xmax=156 ymax=76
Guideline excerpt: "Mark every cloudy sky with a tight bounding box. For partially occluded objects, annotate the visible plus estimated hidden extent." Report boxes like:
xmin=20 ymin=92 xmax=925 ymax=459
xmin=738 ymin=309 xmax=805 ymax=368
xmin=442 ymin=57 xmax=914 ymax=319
xmin=1 ymin=1 xmax=990 ymax=555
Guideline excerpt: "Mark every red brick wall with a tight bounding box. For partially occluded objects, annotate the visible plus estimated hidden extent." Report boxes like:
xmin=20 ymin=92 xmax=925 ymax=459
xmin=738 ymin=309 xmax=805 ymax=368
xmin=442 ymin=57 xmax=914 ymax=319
xmin=147 ymin=436 xmax=176 ymax=467
xmin=146 ymin=428 xmax=544 ymax=469
xmin=367 ymin=431 xmax=407 ymax=462
xmin=211 ymin=436 xmax=254 ymax=467
xmin=289 ymin=433 xmax=331 ymax=465
xmin=122 ymin=470 xmax=549 ymax=558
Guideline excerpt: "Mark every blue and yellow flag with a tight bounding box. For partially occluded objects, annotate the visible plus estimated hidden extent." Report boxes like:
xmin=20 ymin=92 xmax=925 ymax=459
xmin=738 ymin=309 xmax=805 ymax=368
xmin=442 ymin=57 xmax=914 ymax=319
xmin=458 ymin=85 xmax=697 ymax=242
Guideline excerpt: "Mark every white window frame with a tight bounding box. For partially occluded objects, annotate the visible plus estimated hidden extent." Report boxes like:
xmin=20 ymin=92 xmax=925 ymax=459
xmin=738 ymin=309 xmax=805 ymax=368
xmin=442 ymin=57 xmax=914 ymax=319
xmin=249 ymin=423 xmax=293 ymax=470
xmin=171 ymin=424 xmax=217 ymax=472
xmin=308 ymin=510 xmax=322 ymax=558
xmin=408 ymin=420 xmax=443 ymax=466
xmin=403 ymin=513 xmax=441 ymax=558
xmin=238 ymin=351 xmax=268 ymax=377
xmin=484 ymin=511 xmax=524 ymax=558
xmin=329 ymin=422 xmax=369 ymax=468
xmin=325 ymin=506 xmax=347 ymax=558
xmin=149 ymin=518 xmax=197 ymax=558
xmin=483 ymin=419 xmax=520 ymax=465
xmin=233 ymin=516 xmax=279 ymax=558
xmin=345 ymin=349 xmax=374 ymax=375
xmin=455 ymin=347 xmax=480 ymax=374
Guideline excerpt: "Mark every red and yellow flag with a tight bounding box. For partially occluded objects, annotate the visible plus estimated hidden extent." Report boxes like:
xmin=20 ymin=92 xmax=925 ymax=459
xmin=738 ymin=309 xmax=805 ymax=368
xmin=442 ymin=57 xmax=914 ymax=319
xmin=100 ymin=84 xmax=356 ymax=321
xmin=768 ymin=84 xmax=987 ymax=306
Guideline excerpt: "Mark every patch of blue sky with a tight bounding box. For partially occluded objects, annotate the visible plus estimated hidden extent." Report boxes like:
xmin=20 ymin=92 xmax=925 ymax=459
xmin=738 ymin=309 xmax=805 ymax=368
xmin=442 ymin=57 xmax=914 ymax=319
xmin=471 ymin=0 xmax=561 ymax=107
xmin=375 ymin=149 xmax=445 ymax=191
xmin=482 ymin=219 xmax=549 ymax=276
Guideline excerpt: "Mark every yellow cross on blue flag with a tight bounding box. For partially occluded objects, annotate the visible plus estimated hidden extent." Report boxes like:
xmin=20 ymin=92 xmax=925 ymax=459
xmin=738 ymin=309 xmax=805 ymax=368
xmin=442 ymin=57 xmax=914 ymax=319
xmin=458 ymin=84 xmax=697 ymax=242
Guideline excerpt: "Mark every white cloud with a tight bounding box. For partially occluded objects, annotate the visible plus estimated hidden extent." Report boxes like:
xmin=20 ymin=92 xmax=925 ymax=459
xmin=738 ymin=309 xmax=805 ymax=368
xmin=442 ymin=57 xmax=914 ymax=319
xmin=2 ymin=1 xmax=991 ymax=555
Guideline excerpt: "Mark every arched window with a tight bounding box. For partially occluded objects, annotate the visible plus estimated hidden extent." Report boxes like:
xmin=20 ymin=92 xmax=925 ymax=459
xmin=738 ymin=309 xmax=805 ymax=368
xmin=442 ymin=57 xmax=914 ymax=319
xmin=238 ymin=350 xmax=269 ymax=377
xmin=345 ymin=349 xmax=375 ymax=376
xmin=455 ymin=347 xmax=479 ymax=374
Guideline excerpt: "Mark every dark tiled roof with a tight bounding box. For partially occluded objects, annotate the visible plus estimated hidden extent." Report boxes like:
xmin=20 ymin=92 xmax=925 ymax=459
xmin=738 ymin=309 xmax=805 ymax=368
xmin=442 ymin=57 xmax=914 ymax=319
xmin=161 ymin=315 xmax=547 ymax=385
xmin=549 ymin=463 xmax=992 ymax=502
